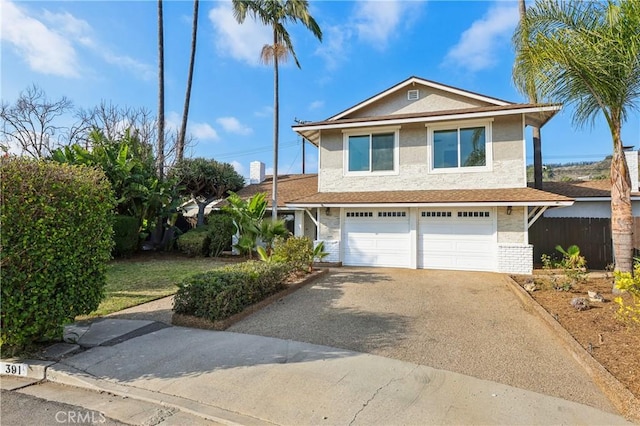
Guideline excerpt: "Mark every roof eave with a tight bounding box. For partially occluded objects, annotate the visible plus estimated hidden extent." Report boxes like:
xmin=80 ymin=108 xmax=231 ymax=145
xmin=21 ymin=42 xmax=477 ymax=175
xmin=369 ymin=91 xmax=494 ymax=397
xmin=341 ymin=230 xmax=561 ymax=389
xmin=524 ymin=105 xmax=562 ymax=128
xmin=293 ymin=105 xmax=562 ymax=145
xmin=286 ymin=200 xmax=574 ymax=208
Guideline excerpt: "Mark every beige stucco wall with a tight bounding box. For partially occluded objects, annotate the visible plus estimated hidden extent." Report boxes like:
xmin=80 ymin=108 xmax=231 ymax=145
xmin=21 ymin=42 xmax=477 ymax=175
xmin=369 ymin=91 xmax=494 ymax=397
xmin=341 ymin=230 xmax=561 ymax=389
xmin=318 ymin=208 xmax=340 ymax=240
xmin=318 ymin=115 xmax=525 ymax=192
xmin=497 ymin=206 xmax=526 ymax=243
xmin=349 ymin=85 xmax=492 ymax=118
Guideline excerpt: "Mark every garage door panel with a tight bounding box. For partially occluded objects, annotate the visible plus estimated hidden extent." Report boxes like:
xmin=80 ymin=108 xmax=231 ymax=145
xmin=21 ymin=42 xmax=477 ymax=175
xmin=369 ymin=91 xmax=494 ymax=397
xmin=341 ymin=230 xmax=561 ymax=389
xmin=419 ymin=209 xmax=497 ymax=272
xmin=344 ymin=209 xmax=410 ymax=268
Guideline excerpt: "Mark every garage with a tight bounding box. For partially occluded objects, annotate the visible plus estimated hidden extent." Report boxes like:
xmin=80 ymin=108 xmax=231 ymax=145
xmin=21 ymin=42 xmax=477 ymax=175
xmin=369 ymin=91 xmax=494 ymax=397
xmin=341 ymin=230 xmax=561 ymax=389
xmin=418 ymin=208 xmax=497 ymax=271
xmin=343 ymin=209 xmax=411 ymax=268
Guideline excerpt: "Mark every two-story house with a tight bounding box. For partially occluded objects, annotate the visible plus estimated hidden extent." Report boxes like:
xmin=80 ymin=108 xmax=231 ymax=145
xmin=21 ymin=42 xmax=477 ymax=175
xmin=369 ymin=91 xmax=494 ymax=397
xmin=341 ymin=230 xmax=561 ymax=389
xmin=238 ymin=77 xmax=575 ymax=274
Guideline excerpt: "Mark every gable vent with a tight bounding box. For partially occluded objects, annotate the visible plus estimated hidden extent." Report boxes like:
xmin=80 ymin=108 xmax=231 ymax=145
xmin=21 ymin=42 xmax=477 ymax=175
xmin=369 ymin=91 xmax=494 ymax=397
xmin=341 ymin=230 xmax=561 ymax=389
xmin=407 ymin=89 xmax=419 ymax=100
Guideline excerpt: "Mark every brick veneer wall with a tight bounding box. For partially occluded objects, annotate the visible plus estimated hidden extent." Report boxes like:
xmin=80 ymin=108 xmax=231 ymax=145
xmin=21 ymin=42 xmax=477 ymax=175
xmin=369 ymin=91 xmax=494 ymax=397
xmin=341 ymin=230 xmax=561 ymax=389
xmin=316 ymin=240 xmax=340 ymax=263
xmin=498 ymin=243 xmax=533 ymax=274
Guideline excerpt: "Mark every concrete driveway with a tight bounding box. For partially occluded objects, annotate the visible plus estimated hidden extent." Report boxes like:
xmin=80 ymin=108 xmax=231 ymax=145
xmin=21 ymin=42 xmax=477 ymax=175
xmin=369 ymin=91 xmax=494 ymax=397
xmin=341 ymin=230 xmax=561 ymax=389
xmin=229 ymin=267 xmax=616 ymax=413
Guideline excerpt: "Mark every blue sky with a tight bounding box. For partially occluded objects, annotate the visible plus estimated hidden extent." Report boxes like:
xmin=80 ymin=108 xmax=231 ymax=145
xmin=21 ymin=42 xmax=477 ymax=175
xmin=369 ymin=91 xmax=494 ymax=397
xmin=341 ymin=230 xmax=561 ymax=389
xmin=2 ymin=0 xmax=638 ymax=178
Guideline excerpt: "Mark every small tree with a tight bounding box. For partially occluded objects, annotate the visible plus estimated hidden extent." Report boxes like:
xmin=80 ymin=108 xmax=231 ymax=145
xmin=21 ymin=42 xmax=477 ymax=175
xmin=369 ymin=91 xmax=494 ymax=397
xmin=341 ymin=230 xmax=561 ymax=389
xmin=52 ymin=129 xmax=176 ymax=246
xmin=172 ymin=158 xmax=245 ymax=227
xmin=223 ymin=192 xmax=267 ymax=257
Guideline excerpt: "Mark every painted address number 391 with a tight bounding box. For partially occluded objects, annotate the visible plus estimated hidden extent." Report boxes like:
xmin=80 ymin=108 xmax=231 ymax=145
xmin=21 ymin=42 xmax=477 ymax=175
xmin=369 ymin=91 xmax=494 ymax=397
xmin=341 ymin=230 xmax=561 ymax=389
xmin=1 ymin=362 xmax=28 ymax=377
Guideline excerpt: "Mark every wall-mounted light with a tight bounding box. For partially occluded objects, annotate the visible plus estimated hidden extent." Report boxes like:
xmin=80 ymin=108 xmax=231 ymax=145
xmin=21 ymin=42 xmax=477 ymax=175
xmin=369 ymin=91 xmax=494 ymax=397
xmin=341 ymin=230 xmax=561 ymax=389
xmin=325 ymin=207 xmax=331 ymax=216
xmin=506 ymin=206 xmax=513 ymax=215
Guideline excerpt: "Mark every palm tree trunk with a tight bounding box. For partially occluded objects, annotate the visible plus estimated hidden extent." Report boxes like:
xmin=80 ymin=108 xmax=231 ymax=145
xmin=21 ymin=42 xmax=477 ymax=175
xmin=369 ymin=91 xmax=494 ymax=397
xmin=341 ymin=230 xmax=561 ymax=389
xmin=610 ymin=123 xmax=634 ymax=276
xmin=519 ymin=0 xmax=543 ymax=188
xmin=157 ymin=0 xmax=165 ymax=180
xmin=178 ymin=0 xmax=199 ymax=163
xmin=271 ymin=30 xmax=279 ymax=222
xmin=532 ymin=126 xmax=543 ymax=188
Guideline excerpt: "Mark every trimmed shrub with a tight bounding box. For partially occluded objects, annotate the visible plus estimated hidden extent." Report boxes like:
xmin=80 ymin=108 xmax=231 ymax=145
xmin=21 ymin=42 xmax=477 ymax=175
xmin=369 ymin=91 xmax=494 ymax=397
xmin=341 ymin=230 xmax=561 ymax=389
xmin=176 ymin=228 xmax=210 ymax=257
xmin=273 ymin=236 xmax=314 ymax=272
xmin=206 ymin=214 xmax=235 ymax=257
xmin=173 ymin=261 xmax=290 ymax=321
xmin=112 ymin=215 xmax=139 ymax=257
xmin=1 ymin=158 xmax=114 ymax=354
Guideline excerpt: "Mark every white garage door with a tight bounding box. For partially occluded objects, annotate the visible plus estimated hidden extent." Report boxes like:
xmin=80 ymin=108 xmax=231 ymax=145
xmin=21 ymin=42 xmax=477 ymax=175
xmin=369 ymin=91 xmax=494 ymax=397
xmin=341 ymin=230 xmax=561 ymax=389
xmin=419 ymin=208 xmax=496 ymax=271
xmin=344 ymin=209 xmax=410 ymax=268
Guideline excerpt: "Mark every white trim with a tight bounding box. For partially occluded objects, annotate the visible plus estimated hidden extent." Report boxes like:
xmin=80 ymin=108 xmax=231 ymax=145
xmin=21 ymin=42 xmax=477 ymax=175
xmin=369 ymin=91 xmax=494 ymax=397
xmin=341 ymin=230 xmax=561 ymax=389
xmin=287 ymin=201 xmax=574 ymax=208
xmin=523 ymin=207 xmax=529 ymax=244
xmin=304 ymin=208 xmax=318 ymax=227
xmin=426 ymin=120 xmax=493 ymax=174
xmin=528 ymin=206 xmax=549 ymax=228
xmin=522 ymin=114 xmax=527 ymax=186
xmin=329 ymin=77 xmax=511 ymax=121
xmin=343 ymin=128 xmax=400 ymax=176
xmin=294 ymin=105 xmax=561 ymax=133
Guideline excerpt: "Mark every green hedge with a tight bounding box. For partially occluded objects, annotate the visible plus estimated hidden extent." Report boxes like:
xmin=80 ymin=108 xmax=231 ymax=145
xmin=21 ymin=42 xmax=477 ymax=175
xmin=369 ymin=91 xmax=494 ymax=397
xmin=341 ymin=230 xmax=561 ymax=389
xmin=1 ymin=158 xmax=114 ymax=354
xmin=112 ymin=215 xmax=139 ymax=257
xmin=176 ymin=228 xmax=210 ymax=256
xmin=173 ymin=261 xmax=290 ymax=321
xmin=206 ymin=214 xmax=235 ymax=257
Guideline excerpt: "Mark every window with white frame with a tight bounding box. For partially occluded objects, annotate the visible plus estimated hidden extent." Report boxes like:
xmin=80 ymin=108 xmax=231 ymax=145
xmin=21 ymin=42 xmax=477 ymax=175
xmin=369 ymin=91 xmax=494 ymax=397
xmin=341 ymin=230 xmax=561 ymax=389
xmin=344 ymin=129 xmax=398 ymax=174
xmin=428 ymin=122 xmax=491 ymax=171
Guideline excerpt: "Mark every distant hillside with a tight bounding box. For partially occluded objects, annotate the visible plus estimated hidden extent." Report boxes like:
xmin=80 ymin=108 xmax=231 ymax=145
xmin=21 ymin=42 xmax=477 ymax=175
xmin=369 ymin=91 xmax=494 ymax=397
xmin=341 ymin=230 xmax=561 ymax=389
xmin=527 ymin=157 xmax=611 ymax=182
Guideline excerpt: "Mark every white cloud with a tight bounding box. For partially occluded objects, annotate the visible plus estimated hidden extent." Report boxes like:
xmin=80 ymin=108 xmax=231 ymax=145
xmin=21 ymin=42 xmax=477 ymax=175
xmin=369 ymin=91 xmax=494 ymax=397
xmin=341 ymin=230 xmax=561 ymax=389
xmin=1 ymin=0 xmax=80 ymax=77
xmin=254 ymin=106 xmax=273 ymax=118
xmin=0 ymin=1 xmax=152 ymax=80
xmin=216 ymin=116 xmax=253 ymax=136
xmin=353 ymin=0 xmax=423 ymax=48
xmin=208 ymin=1 xmax=271 ymax=66
xmin=43 ymin=9 xmax=94 ymax=47
xmin=166 ymin=111 xmax=219 ymax=141
xmin=165 ymin=111 xmax=181 ymax=134
xmin=190 ymin=123 xmax=220 ymax=141
xmin=102 ymin=52 xmax=155 ymax=81
xmin=230 ymin=160 xmax=245 ymax=177
xmin=309 ymin=100 xmax=324 ymax=110
xmin=443 ymin=3 xmax=519 ymax=72
xmin=315 ymin=1 xmax=424 ymax=70
xmin=315 ymin=25 xmax=351 ymax=71
xmin=354 ymin=1 xmax=400 ymax=47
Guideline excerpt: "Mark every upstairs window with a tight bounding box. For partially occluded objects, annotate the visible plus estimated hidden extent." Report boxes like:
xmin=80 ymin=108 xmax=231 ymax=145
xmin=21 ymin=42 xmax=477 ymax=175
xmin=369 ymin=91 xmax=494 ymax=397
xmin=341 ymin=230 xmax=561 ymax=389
xmin=428 ymin=121 xmax=492 ymax=172
xmin=344 ymin=128 xmax=399 ymax=174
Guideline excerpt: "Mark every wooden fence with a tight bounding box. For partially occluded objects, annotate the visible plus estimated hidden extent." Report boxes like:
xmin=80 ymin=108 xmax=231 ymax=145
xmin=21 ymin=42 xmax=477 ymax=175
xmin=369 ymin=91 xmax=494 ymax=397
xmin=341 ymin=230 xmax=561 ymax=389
xmin=529 ymin=217 xmax=640 ymax=270
xmin=529 ymin=217 xmax=613 ymax=269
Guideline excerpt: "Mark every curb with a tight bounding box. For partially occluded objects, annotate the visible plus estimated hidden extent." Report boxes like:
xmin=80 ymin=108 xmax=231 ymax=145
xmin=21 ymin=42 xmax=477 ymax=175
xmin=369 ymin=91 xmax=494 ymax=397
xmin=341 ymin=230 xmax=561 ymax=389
xmin=1 ymin=359 xmax=55 ymax=381
xmin=173 ymin=268 xmax=329 ymax=331
xmin=44 ymin=363 xmax=274 ymax=426
xmin=504 ymin=275 xmax=640 ymax=423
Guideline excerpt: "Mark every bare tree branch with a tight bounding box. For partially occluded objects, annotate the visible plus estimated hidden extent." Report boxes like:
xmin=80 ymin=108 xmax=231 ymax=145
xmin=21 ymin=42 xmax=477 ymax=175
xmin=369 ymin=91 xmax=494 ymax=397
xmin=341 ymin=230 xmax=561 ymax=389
xmin=0 ymin=85 xmax=73 ymax=158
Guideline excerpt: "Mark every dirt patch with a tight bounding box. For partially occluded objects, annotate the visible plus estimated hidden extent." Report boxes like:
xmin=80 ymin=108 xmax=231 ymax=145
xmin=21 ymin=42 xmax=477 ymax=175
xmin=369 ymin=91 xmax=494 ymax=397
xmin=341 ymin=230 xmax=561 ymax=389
xmin=512 ymin=273 xmax=639 ymax=402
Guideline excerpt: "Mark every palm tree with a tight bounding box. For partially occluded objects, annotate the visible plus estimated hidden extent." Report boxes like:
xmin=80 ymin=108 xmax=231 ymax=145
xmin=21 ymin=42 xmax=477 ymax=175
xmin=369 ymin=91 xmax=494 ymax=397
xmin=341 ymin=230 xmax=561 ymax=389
xmin=157 ymin=0 xmax=165 ymax=179
xmin=232 ymin=0 xmax=322 ymax=221
xmin=177 ymin=0 xmax=199 ymax=163
xmin=518 ymin=0 xmax=543 ymax=190
xmin=513 ymin=0 xmax=640 ymax=274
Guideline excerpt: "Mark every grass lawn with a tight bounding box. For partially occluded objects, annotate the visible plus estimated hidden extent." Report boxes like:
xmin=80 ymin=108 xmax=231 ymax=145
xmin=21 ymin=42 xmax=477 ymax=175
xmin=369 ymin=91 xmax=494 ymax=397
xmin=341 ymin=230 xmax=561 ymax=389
xmin=82 ymin=255 xmax=226 ymax=318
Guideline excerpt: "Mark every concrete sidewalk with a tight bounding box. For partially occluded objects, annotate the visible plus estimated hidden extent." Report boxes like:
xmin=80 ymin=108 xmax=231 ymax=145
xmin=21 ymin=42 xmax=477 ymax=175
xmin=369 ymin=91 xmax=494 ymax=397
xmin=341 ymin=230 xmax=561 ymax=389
xmin=7 ymin=319 xmax=633 ymax=426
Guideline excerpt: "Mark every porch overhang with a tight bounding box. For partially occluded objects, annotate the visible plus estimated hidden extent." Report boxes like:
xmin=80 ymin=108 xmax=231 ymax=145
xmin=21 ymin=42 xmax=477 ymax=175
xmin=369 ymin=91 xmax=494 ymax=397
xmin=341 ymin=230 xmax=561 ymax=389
xmin=285 ymin=187 xmax=574 ymax=209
